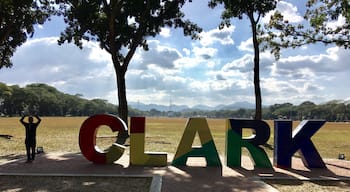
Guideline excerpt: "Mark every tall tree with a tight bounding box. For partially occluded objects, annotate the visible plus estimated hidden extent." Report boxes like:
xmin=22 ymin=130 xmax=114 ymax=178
xmin=208 ymin=0 xmax=277 ymax=120
xmin=0 ymin=0 xmax=54 ymax=68
xmin=0 ymin=82 xmax=12 ymax=114
xmin=264 ymin=0 xmax=350 ymax=59
xmin=57 ymin=0 xmax=201 ymax=143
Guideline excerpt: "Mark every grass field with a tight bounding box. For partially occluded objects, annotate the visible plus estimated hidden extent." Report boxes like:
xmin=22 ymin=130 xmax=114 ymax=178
xmin=1 ymin=116 xmax=349 ymax=160
xmin=1 ymin=116 xmax=350 ymax=191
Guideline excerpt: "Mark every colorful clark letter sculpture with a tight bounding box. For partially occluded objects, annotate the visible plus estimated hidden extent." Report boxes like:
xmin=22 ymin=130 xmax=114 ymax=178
xmin=130 ymin=117 xmax=167 ymax=166
xmin=79 ymin=114 xmax=126 ymax=164
xmin=274 ymin=120 xmax=326 ymax=168
xmin=172 ymin=118 xmax=221 ymax=166
xmin=226 ymin=119 xmax=272 ymax=168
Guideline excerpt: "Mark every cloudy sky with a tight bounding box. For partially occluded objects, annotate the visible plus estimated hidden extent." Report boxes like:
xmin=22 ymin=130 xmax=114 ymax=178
xmin=1 ymin=0 xmax=349 ymax=107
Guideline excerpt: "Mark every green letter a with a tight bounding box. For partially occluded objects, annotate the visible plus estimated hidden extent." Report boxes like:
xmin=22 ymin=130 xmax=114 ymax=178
xmin=172 ymin=118 xmax=221 ymax=166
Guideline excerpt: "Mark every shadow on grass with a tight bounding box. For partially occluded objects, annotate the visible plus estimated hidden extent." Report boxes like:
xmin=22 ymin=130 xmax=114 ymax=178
xmin=263 ymin=180 xmax=350 ymax=192
xmin=310 ymin=180 xmax=350 ymax=187
xmin=163 ymin=165 xmax=276 ymax=192
xmin=0 ymin=135 xmax=13 ymax=139
xmin=1 ymin=153 xmax=349 ymax=192
xmin=0 ymin=152 xmax=170 ymax=178
xmin=277 ymin=164 xmax=350 ymax=180
xmin=263 ymin=179 xmax=303 ymax=186
xmin=0 ymin=154 xmax=26 ymax=162
xmin=0 ymin=152 xmax=157 ymax=192
xmin=226 ymin=158 xmax=350 ymax=191
xmin=0 ymin=175 xmax=152 ymax=192
xmin=236 ymin=157 xmax=350 ymax=181
xmin=326 ymin=161 xmax=350 ymax=171
xmin=253 ymin=163 xmax=350 ymax=192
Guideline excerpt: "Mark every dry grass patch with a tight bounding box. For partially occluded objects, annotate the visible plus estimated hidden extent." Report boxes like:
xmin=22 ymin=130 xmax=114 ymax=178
xmin=0 ymin=117 xmax=85 ymax=158
xmin=264 ymin=179 xmax=350 ymax=192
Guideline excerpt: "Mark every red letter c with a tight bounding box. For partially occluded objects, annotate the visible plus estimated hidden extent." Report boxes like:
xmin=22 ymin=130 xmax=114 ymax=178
xmin=79 ymin=114 xmax=127 ymax=164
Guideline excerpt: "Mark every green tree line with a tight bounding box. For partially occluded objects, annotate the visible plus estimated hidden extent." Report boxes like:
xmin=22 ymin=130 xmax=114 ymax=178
xmin=1 ymin=82 xmax=349 ymax=121
xmin=177 ymin=101 xmax=350 ymax=122
xmin=0 ymin=82 xmax=118 ymax=116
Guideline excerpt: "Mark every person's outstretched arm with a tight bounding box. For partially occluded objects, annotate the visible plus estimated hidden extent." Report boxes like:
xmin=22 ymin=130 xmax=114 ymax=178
xmin=35 ymin=115 xmax=41 ymax=124
xmin=20 ymin=116 xmax=26 ymax=125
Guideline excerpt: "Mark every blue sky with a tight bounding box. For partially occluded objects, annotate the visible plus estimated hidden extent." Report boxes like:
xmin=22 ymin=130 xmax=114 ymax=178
xmin=1 ymin=0 xmax=349 ymax=107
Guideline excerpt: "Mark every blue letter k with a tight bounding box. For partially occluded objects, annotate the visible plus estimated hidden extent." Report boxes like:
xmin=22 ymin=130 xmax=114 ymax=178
xmin=274 ymin=120 xmax=326 ymax=169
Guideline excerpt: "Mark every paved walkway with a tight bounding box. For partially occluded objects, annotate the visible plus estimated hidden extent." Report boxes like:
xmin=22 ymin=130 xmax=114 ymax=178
xmin=0 ymin=152 xmax=349 ymax=192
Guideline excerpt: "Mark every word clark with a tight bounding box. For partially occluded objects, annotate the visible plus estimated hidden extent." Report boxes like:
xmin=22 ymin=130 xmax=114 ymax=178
xmin=79 ymin=114 xmax=326 ymax=169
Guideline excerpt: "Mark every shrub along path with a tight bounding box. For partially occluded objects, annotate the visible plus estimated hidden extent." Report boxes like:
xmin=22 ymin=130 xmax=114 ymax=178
xmin=0 ymin=152 xmax=349 ymax=192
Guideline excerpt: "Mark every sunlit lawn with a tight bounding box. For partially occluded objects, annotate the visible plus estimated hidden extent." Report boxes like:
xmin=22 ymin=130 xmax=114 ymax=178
xmin=1 ymin=116 xmax=349 ymax=160
xmin=1 ymin=116 xmax=350 ymax=192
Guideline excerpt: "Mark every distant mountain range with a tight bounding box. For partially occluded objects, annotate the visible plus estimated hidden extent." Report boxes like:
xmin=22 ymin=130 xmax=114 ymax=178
xmin=129 ymin=101 xmax=256 ymax=112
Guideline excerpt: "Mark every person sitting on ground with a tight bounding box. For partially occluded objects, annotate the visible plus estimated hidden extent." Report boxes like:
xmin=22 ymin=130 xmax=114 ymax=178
xmin=20 ymin=115 xmax=41 ymax=162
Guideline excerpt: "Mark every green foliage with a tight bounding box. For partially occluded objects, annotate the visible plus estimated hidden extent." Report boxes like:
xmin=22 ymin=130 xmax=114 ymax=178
xmin=0 ymin=82 xmax=118 ymax=116
xmin=0 ymin=0 xmax=55 ymax=68
xmin=208 ymin=0 xmax=277 ymax=24
xmin=0 ymin=82 xmax=12 ymax=98
xmin=264 ymin=100 xmax=350 ymax=121
xmin=58 ymin=0 xmax=201 ymax=46
xmin=208 ymin=0 xmax=277 ymax=120
xmin=56 ymin=0 xmax=202 ymax=124
xmin=1 ymin=81 xmax=349 ymax=121
xmin=264 ymin=0 xmax=350 ymax=59
xmin=57 ymin=0 xmax=202 ymax=69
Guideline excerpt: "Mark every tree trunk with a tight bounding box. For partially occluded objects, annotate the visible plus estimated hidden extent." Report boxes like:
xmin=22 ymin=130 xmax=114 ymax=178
xmin=249 ymin=13 xmax=262 ymax=120
xmin=107 ymin=10 xmax=129 ymax=144
xmin=115 ymin=69 xmax=130 ymax=144
xmin=116 ymin=70 xmax=128 ymax=124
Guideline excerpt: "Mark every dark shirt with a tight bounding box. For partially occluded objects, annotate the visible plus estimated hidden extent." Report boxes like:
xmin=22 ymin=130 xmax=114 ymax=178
xmin=20 ymin=116 xmax=41 ymax=145
xmin=22 ymin=122 xmax=39 ymax=143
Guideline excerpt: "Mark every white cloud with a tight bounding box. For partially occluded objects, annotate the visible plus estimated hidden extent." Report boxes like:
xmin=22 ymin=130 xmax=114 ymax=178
xmin=131 ymin=40 xmax=182 ymax=70
xmin=192 ymin=46 xmax=218 ymax=59
xmin=263 ymin=1 xmax=304 ymax=23
xmin=189 ymin=80 xmax=210 ymax=91
xmin=0 ymin=37 xmax=117 ymax=100
xmin=222 ymin=54 xmax=253 ymax=73
xmin=174 ymin=57 xmax=199 ymax=69
xmin=261 ymin=45 xmax=350 ymax=104
xmin=325 ymin=15 xmax=347 ymax=39
xmin=159 ymin=27 xmax=171 ymax=38
xmin=85 ymin=42 xmax=111 ymax=63
xmin=175 ymin=46 xmax=219 ymax=69
xmin=36 ymin=24 xmax=44 ymax=29
xmin=237 ymin=38 xmax=253 ymax=52
xmin=277 ymin=46 xmax=348 ymax=73
xmin=127 ymin=89 xmax=170 ymax=105
xmin=199 ymin=26 xmax=235 ymax=46
xmin=326 ymin=15 xmax=346 ymax=30
xmin=182 ymin=48 xmax=191 ymax=56
xmin=261 ymin=76 xmax=327 ymax=104
xmin=2 ymin=2 xmax=350 ymax=107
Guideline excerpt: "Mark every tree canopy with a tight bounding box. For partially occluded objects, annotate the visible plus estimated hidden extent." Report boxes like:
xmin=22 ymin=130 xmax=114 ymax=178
xmin=57 ymin=0 xmax=202 ymax=143
xmin=208 ymin=0 xmax=277 ymax=120
xmin=0 ymin=0 xmax=54 ymax=68
xmin=57 ymin=0 xmax=202 ymax=125
xmin=0 ymin=82 xmax=118 ymax=116
xmin=264 ymin=0 xmax=350 ymax=59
